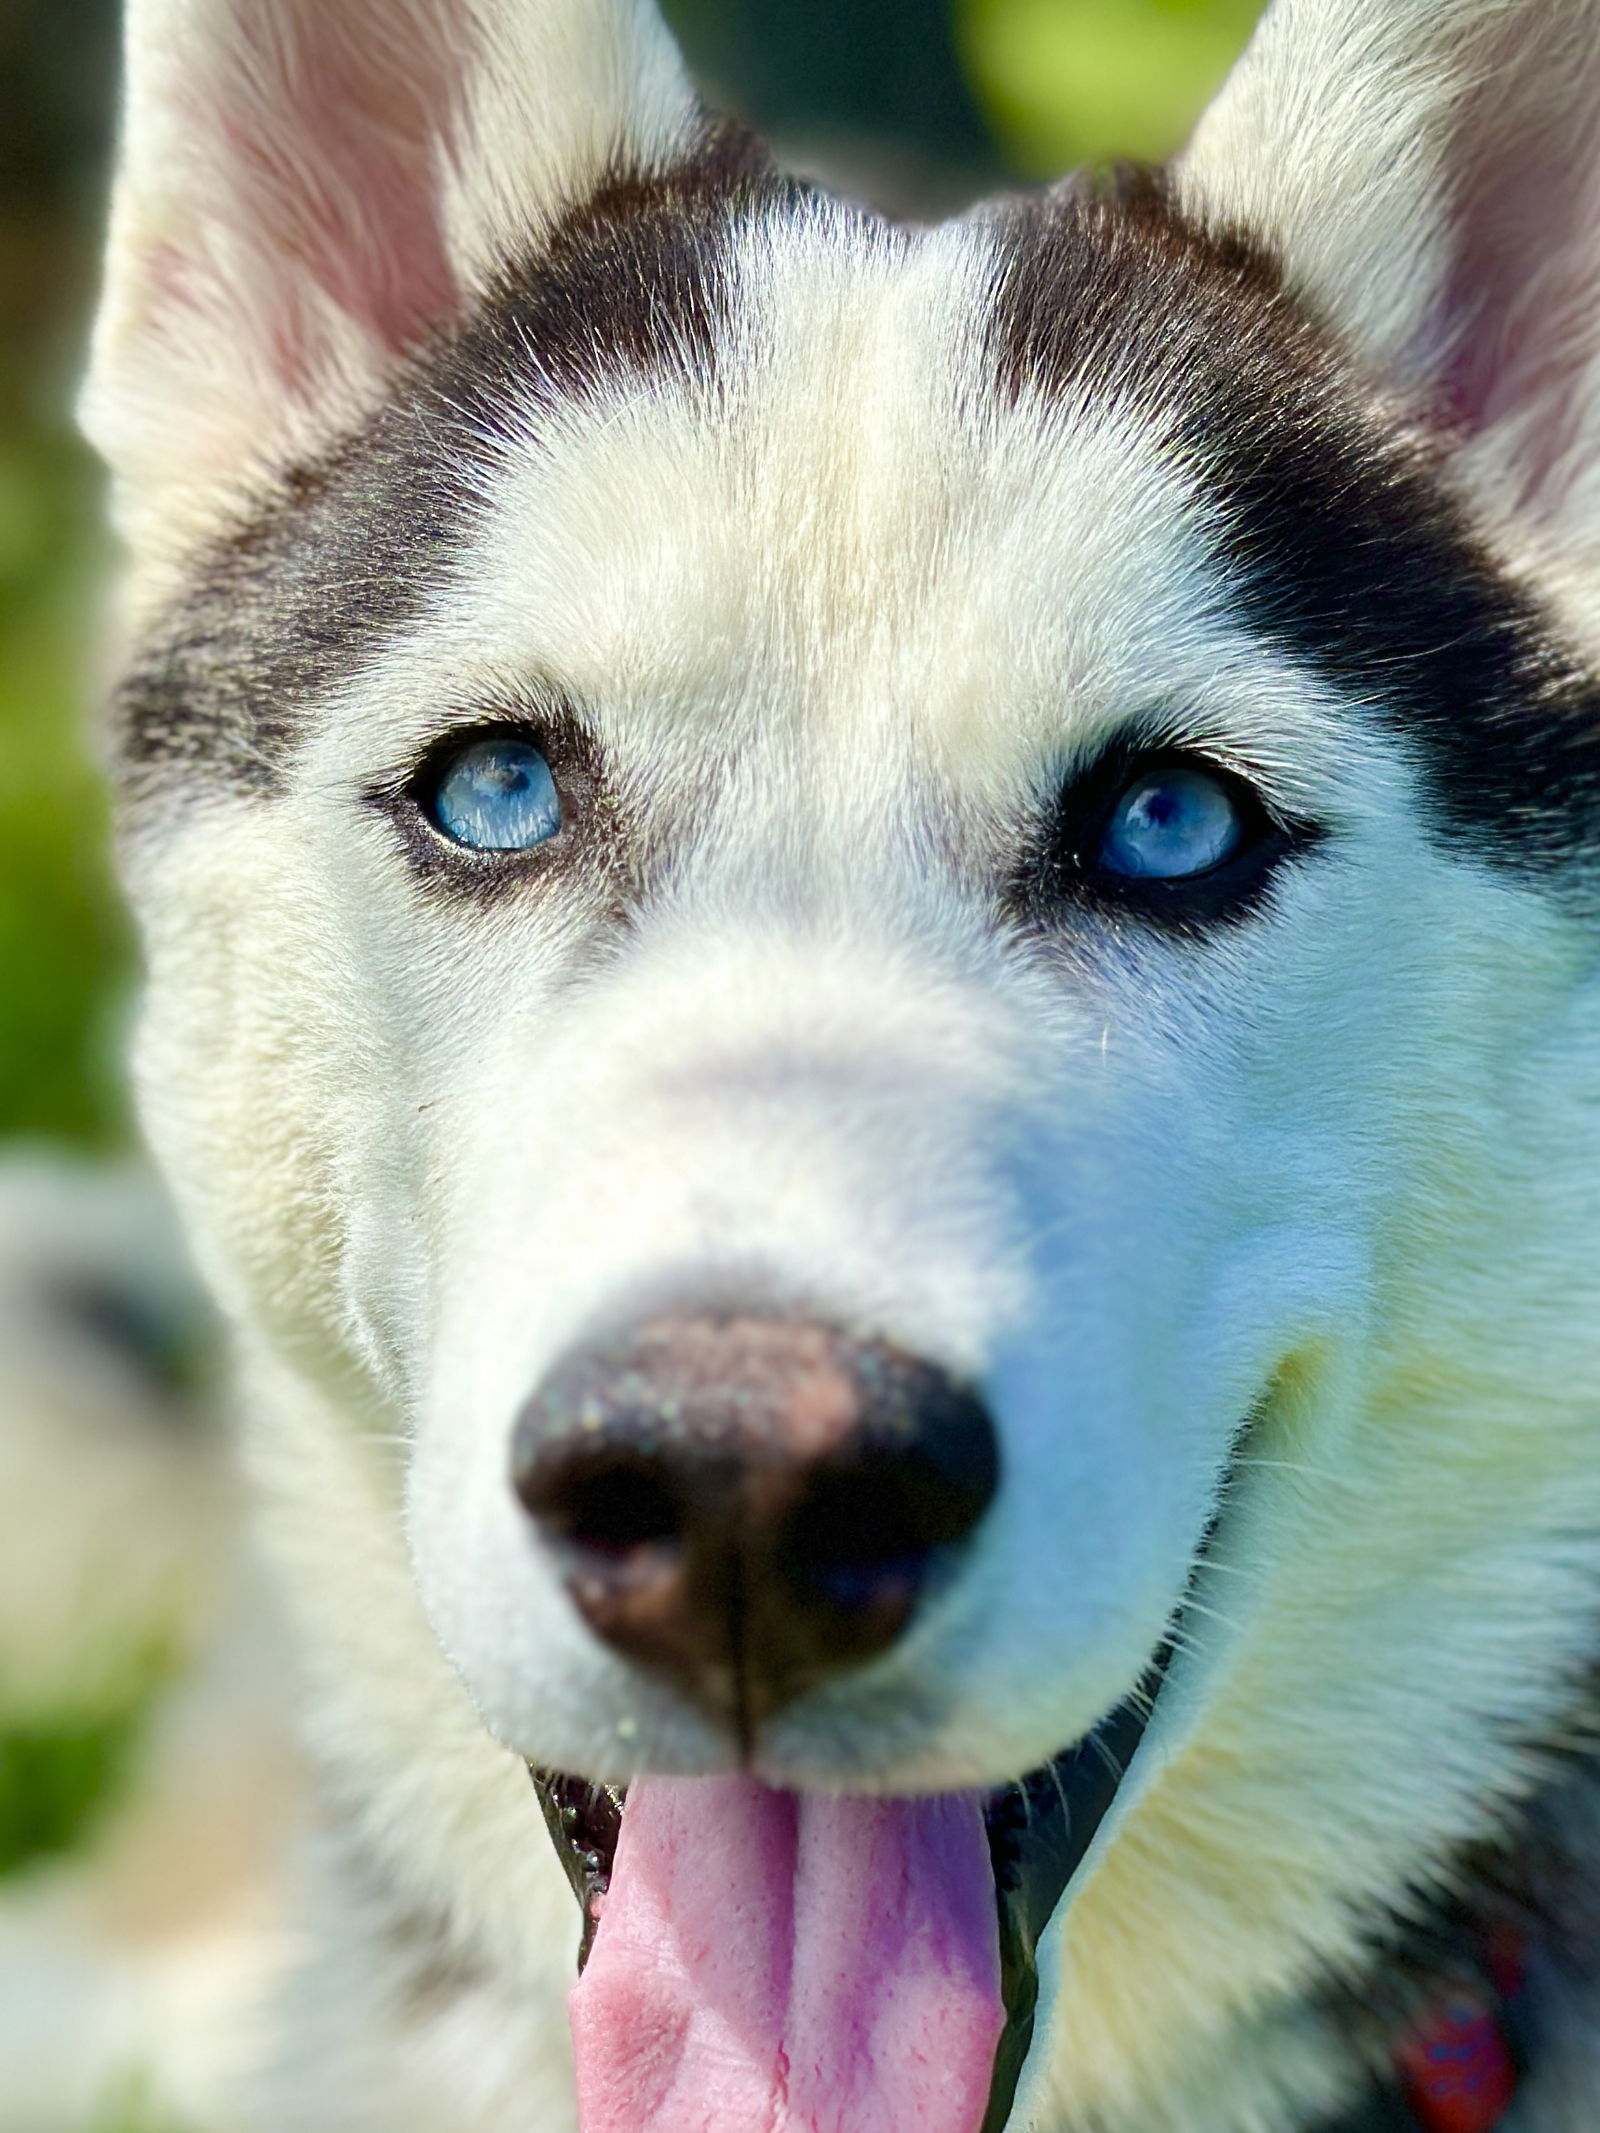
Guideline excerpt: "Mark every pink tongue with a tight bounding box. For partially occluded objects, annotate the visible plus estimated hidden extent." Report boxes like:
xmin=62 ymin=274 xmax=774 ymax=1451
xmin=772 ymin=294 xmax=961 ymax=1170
xmin=570 ymin=1775 xmax=1005 ymax=2133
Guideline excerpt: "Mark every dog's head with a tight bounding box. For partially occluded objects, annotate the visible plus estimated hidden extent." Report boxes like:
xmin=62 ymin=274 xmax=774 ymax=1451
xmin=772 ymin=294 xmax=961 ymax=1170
xmin=84 ymin=1 xmax=1600 ymax=2125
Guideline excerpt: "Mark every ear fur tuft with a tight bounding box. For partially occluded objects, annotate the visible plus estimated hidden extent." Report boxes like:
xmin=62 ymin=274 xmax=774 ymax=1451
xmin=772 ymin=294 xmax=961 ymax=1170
xmin=83 ymin=0 xmax=697 ymax=570
xmin=1178 ymin=0 xmax=1600 ymax=599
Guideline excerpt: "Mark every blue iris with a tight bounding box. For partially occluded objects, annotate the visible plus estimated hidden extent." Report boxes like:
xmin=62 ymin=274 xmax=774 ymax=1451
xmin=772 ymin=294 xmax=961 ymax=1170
xmin=429 ymin=738 xmax=562 ymax=852
xmin=1100 ymin=765 xmax=1243 ymax=880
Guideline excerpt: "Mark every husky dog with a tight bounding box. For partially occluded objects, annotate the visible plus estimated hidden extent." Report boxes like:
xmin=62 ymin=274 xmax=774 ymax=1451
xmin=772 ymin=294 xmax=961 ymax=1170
xmin=81 ymin=0 xmax=1600 ymax=2127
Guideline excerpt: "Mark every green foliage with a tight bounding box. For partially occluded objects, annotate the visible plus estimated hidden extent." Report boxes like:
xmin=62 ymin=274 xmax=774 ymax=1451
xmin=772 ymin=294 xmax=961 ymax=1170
xmin=0 ymin=1695 xmax=151 ymax=1876
xmin=84 ymin=2070 xmax=194 ymax=2133
xmin=0 ymin=375 xmax=131 ymax=1147
xmin=959 ymin=0 xmax=1266 ymax=174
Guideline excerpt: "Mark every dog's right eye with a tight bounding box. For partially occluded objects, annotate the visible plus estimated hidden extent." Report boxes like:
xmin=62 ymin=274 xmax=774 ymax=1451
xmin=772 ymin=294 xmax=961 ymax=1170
xmin=424 ymin=737 xmax=563 ymax=851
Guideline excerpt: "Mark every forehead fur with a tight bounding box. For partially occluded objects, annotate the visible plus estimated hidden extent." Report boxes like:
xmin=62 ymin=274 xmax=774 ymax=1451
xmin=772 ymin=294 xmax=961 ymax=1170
xmin=111 ymin=129 xmax=1600 ymax=881
xmin=348 ymin=215 xmax=1221 ymax=834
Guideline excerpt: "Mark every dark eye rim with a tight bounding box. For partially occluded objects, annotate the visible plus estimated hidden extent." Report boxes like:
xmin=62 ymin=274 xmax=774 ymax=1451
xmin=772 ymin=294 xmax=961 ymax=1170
xmin=366 ymin=705 xmax=608 ymax=893
xmin=1012 ymin=742 xmax=1327 ymax=933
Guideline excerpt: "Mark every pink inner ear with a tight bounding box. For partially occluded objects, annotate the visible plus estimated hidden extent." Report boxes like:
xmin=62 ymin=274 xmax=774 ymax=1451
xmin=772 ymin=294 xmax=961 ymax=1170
xmin=199 ymin=0 xmax=470 ymax=396
xmin=1432 ymin=9 xmax=1600 ymax=524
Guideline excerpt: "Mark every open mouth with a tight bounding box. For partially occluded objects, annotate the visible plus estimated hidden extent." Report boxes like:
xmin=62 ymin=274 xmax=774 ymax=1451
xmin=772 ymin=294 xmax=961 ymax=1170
xmin=532 ymin=1645 xmax=1170 ymax=2132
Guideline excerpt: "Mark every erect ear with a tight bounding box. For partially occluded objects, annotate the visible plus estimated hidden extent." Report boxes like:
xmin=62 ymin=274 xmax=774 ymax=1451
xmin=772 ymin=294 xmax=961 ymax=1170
xmin=83 ymin=0 xmax=697 ymax=562
xmin=1176 ymin=0 xmax=1600 ymax=578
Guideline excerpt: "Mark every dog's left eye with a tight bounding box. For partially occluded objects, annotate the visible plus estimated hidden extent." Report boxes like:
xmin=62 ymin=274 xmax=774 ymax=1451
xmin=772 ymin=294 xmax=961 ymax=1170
xmin=426 ymin=737 xmax=562 ymax=851
xmin=1098 ymin=765 xmax=1245 ymax=880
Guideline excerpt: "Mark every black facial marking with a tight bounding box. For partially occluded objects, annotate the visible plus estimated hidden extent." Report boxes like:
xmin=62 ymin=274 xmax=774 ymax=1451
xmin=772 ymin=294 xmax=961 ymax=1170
xmin=116 ymin=142 xmax=1600 ymax=887
xmin=463 ymin=118 xmax=800 ymax=411
xmin=988 ymin=170 xmax=1600 ymax=882
xmin=110 ymin=119 xmax=808 ymax=821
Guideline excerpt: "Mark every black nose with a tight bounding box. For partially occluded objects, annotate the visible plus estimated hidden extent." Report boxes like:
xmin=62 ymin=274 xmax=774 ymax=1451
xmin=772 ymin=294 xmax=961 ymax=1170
xmin=512 ymin=1315 xmax=999 ymax=1735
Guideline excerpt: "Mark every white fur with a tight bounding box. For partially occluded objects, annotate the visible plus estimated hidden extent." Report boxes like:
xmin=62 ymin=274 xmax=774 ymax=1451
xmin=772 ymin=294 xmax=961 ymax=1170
xmin=84 ymin=0 xmax=1600 ymax=2127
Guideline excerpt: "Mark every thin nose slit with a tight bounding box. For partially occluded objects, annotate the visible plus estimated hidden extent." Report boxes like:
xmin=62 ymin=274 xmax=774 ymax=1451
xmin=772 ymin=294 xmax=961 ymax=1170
xmin=512 ymin=1314 xmax=1000 ymax=1735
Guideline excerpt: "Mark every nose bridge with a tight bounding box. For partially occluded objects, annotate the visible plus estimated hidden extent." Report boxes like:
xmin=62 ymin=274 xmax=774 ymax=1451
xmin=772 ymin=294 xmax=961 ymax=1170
xmin=682 ymin=733 xmax=954 ymax=951
xmin=591 ymin=897 xmax=1021 ymax=1133
xmin=444 ymin=908 xmax=1040 ymax=1428
xmin=593 ymin=925 xmax=1023 ymax=1327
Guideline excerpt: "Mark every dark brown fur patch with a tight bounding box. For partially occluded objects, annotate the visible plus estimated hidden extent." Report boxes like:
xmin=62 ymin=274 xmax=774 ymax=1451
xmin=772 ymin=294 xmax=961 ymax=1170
xmin=110 ymin=119 xmax=807 ymax=819
xmin=986 ymin=170 xmax=1600 ymax=879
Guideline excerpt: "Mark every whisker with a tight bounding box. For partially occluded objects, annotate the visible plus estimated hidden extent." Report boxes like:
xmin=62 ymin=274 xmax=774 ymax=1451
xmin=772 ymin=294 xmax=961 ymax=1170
xmin=1088 ymin=1729 xmax=1127 ymax=1786
xmin=1173 ymin=1596 xmax=1246 ymax=1638
xmin=1229 ymin=1453 xmax=1359 ymax=1491
xmin=1048 ymin=1760 xmax=1076 ymax=1835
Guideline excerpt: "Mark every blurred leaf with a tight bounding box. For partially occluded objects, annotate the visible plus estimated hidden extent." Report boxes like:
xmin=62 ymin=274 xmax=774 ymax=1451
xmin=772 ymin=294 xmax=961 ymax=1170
xmin=0 ymin=580 xmax=133 ymax=1144
xmin=0 ymin=1707 xmax=145 ymax=1876
xmin=86 ymin=2069 xmax=194 ymax=2133
xmin=0 ymin=384 xmax=131 ymax=1146
xmin=959 ymin=0 xmax=1266 ymax=174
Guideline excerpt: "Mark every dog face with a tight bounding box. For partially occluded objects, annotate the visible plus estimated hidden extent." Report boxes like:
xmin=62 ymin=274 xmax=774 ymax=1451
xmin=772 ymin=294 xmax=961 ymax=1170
xmin=85 ymin=0 xmax=1600 ymax=2122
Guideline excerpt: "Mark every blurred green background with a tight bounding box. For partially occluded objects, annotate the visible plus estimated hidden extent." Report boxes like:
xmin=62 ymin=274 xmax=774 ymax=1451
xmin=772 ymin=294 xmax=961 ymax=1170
xmin=0 ymin=0 xmax=1266 ymax=1147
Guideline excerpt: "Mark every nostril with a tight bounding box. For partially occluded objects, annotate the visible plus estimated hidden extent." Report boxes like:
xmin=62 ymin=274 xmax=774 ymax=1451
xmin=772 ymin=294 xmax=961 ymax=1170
xmin=781 ymin=1393 xmax=1000 ymax=1613
xmin=517 ymin=1450 xmax=684 ymax=1559
xmin=782 ymin=1476 xmax=927 ymax=1615
xmin=785 ymin=1466 xmax=930 ymax=1581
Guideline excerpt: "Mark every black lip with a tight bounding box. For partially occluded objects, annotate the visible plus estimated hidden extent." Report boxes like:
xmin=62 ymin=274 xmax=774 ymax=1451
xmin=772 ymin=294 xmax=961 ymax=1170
xmin=533 ymin=1768 xmax=626 ymax=1971
xmin=528 ymin=1641 xmax=1170 ymax=2125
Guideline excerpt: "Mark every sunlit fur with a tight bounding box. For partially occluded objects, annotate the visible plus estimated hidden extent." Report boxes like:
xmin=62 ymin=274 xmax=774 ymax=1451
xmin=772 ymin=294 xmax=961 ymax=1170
xmin=81 ymin=0 xmax=1600 ymax=2127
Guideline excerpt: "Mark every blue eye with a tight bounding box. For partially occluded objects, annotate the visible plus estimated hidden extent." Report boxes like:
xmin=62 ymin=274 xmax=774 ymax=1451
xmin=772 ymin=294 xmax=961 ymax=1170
xmin=1099 ymin=765 xmax=1245 ymax=880
xmin=427 ymin=737 xmax=562 ymax=852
